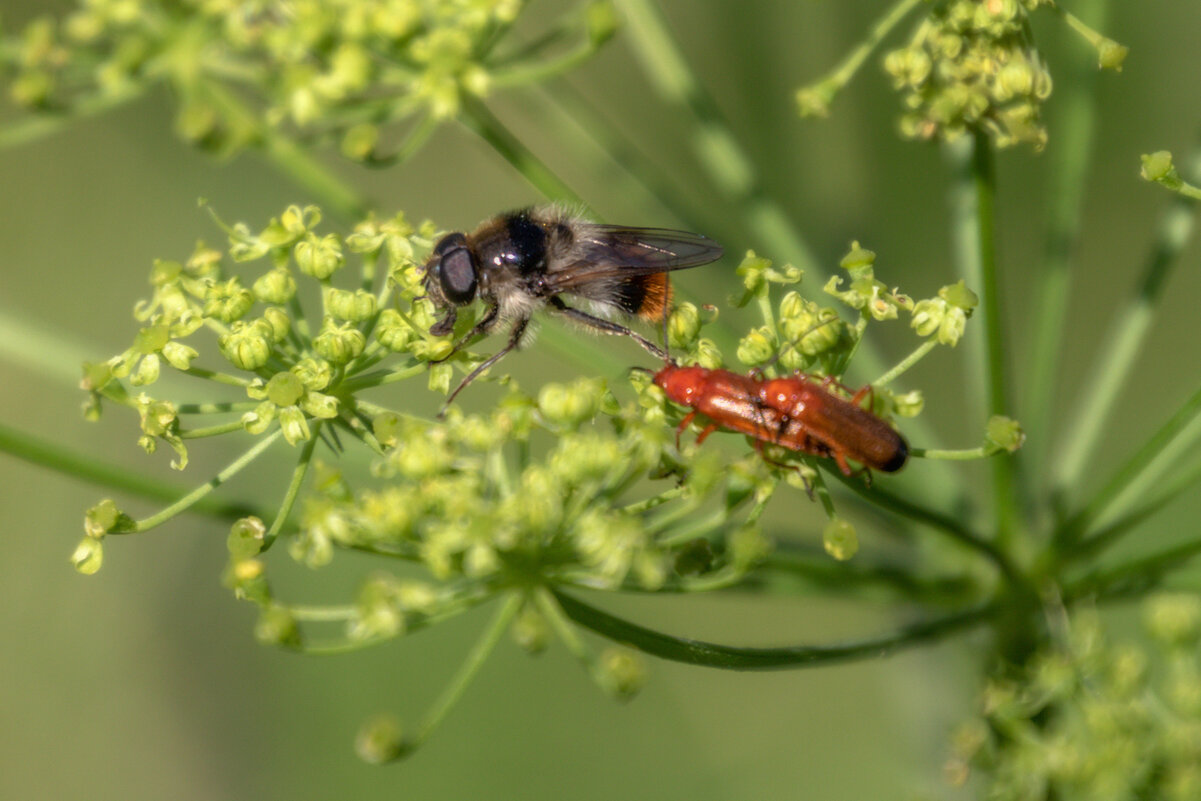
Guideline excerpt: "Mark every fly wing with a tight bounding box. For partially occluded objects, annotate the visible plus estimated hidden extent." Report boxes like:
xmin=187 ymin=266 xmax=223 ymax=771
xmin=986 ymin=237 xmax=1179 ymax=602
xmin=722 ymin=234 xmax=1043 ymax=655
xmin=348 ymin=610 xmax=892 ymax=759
xmin=545 ymin=225 xmax=723 ymax=293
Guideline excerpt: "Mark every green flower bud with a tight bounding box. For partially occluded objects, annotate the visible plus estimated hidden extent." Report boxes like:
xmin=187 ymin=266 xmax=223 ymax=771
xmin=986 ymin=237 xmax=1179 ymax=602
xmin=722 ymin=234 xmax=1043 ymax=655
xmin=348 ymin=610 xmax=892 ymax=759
xmin=280 ymin=205 xmax=320 ymax=238
xmin=538 ymin=378 xmax=604 ymax=428
xmin=138 ymin=399 xmax=178 ymax=438
xmin=242 ymin=401 xmax=277 ymax=435
xmin=341 ymin=123 xmax=379 ymax=162
xmin=986 ymin=415 xmax=1025 ymax=453
xmin=1145 ymin=594 xmax=1201 ymax=648
xmin=314 ymin=319 xmax=366 ymax=364
xmin=326 ymin=287 xmax=378 ymax=322
xmin=941 ymin=280 xmax=978 ymax=311
xmin=346 ymin=218 xmax=384 ymax=254
xmin=227 ymin=516 xmax=266 ymax=560
xmin=288 ymin=524 xmax=333 ymax=567
xmin=355 ymin=715 xmax=408 ymax=765
xmin=668 ymin=302 xmax=701 ymax=348
xmin=427 ymin=362 xmax=453 ymax=394
xmin=392 ymin=435 xmax=453 ymax=479
xmin=737 ymin=326 xmax=776 ymax=366
xmin=266 ymin=371 xmax=305 ymax=407
xmin=219 ymin=320 xmax=273 ymax=370
xmin=454 ymin=413 xmax=507 ymax=452
xmin=294 ymin=232 xmax=344 ymax=279
xmin=587 ymin=0 xmax=619 ymax=45
xmin=254 ymin=604 xmax=300 ymax=647
xmin=694 ymin=338 xmax=723 ymax=369
xmin=866 ymin=285 xmax=900 ymax=321
xmin=85 ymin=498 xmax=128 ymax=538
xmin=839 ymin=241 xmax=877 ymax=276
xmin=292 ymin=358 xmax=332 ymax=391
xmin=131 ymin=353 xmax=161 ymax=386
xmin=464 ymin=543 xmax=500 ymax=578
xmin=300 ymin=391 xmax=339 ymax=419
xmin=891 ymin=389 xmax=925 ymax=418
xmin=823 ymin=517 xmax=858 ymax=561
xmin=372 ymin=412 xmax=403 ymax=448
xmin=203 ymin=277 xmax=255 ymax=323
xmin=510 ymin=603 xmax=550 ymax=654
xmin=412 ymin=336 xmax=453 ymax=363
xmin=1140 ymin=151 xmax=1176 ymax=184
xmin=597 ymin=649 xmax=646 ymax=700
xmin=258 ymin=307 xmax=290 ymax=342
xmin=729 ymin=522 xmax=770 ymax=570
xmin=253 ymin=267 xmax=296 ymax=304
xmin=185 ymin=245 xmax=222 ymax=278
xmin=795 ymin=84 xmax=834 ymax=118
xmin=279 ymin=405 xmax=311 ymax=445
xmin=161 ymin=341 xmax=198 ymax=371
xmin=634 ymin=550 xmax=667 ymax=591
xmin=228 ymin=224 xmax=271 ymax=262
xmin=735 ymin=251 xmax=772 ymax=296
xmin=134 ymin=323 xmax=170 ymax=354
xmin=1098 ymin=39 xmax=1128 ymax=71
xmin=911 ymin=298 xmax=945 ymax=339
xmin=938 ymin=306 xmax=968 ymax=345
xmin=71 ymin=537 xmax=104 ymax=575
xmin=351 ymin=575 xmax=406 ymax=641
xmin=223 ymin=557 xmax=270 ymax=605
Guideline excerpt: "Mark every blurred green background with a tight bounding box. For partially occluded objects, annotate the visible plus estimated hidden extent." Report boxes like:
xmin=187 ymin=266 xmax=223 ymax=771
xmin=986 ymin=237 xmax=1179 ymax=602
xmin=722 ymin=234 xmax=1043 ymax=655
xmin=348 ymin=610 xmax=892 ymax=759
xmin=3 ymin=1 xmax=1201 ymax=798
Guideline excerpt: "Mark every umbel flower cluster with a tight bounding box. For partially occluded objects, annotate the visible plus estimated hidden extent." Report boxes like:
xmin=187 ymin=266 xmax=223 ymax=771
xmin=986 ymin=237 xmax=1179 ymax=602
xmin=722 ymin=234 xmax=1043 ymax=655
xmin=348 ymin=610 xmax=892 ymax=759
xmin=948 ymin=596 xmax=1201 ymax=800
xmin=73 ymin=204 xmax=1009 ymax=758
xmin=796 ymin=0 xmax=1127 ymax=150
xmin=2 ymin=0 xmax=617 ymax=163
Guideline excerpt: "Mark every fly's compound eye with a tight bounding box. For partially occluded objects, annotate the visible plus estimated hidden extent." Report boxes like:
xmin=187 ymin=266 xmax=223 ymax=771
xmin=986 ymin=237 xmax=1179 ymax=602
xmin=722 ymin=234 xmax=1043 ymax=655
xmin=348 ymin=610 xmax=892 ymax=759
xmin=436 ymin=243 xmax=478 ymax=306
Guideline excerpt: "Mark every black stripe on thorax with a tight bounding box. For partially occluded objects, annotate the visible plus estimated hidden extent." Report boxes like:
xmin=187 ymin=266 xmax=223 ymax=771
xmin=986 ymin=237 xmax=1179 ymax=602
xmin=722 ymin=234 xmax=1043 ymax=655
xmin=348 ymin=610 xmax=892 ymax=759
xmin=504 ymin=210 xmax=547 ymax=277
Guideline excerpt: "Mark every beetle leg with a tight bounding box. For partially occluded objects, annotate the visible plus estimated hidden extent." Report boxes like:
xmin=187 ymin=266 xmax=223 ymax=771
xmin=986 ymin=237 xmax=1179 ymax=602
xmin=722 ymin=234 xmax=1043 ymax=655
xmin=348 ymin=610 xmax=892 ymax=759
xmin=695 ymin=421 xmax=719 ymax=445
xmin=676 ymin=411 xmax=697 ymax=449
xmin=850 ymin=384 xmax=875 ymax=410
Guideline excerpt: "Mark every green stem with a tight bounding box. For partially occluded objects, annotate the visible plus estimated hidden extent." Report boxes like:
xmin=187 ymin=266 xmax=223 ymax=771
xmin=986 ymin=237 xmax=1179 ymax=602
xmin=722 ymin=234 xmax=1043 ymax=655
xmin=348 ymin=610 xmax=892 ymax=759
xmin=1052 ymin=141 xmax=1201 ymax=500
xmin=261 ymin=423 xmax=320 ymax=550
xmin=181 ymin=365 xmax=252 ymax=387
xmin=612 ymin=0 xmax=820 ymax=278
xmin=1066 ymin=537 xmax=1201 ymax=602
xmin=0 ymin=421 xmax=256 ymax=519
xmin=409 ymin=594 xmax=521 ymax=749
xmin=948 ymin=131 xmax=1018 ymax=544
xmin=830 ymin=471 xmax=1022 ymax=585
xmin=180 ymin=419 xmax=247 ymax=439
xmin=798 ymin=0 xmax=925 ymax=104
xmin=1026 ymin=0 xmax=1108 ymax=474
xmin=1072 ymin=451 xmax=1201 ymax=560
xmin=177 ymin=401 xmax=259 ymax=415
xmin=1059 ymin=380 xmax=1201 ymax=550
xmin=130 ymin=429 xmax=282 ymax=532
xmin=914 ymin=444 xmax=1002 ymax=461
xmin=756 ymin=546 xmax=978 ymax=605
xmin=458 ymin=97 xmax=586 ymax=207
xmin=872 ymin=340 xmax=937 ymax=387
xmin=553 ymin=589 xmax=992 ymax=670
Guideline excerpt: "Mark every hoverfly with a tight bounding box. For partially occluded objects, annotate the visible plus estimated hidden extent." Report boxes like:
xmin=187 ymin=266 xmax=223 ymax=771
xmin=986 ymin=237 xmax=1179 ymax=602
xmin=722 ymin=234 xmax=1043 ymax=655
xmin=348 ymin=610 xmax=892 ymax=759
xmin=423 ymin=206 xmax=723 ymax=406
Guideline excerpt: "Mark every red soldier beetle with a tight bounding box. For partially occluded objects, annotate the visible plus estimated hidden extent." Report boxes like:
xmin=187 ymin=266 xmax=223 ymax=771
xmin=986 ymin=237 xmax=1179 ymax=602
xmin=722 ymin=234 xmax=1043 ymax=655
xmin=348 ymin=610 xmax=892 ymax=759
xmin=649 ymin=319 xmax=908 ymax=478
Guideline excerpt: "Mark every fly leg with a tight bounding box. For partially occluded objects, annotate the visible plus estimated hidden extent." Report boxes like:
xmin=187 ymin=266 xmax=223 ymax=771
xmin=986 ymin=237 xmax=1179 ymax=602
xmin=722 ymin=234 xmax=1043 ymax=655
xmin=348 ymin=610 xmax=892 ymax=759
xmin=439 ymin=316 xmax=528 ymax=414
xmin=547 ymin=297 xmax=667 ymax=361
xmin=431 ymin=303 xmax=500 ymax=364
